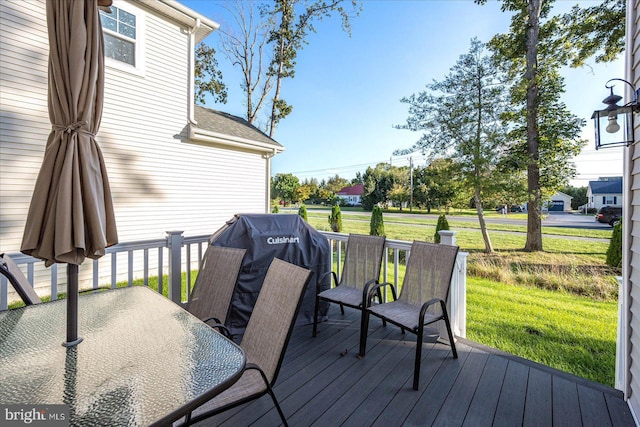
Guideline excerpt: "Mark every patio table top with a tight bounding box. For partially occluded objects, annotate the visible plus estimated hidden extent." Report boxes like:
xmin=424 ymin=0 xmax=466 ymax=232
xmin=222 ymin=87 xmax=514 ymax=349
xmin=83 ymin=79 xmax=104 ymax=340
xmin=0 ymin=286 xmax=245 ymax=426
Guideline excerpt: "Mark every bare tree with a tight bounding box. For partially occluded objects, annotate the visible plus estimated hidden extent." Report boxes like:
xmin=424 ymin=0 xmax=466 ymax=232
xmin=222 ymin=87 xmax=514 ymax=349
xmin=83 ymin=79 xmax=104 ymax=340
xmin=218 ymin=1 xmax=275 ymax=127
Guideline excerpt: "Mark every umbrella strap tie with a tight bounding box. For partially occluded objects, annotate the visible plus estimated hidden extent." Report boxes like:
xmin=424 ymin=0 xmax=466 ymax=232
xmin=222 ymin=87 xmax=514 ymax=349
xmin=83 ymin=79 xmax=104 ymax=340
xmin=53 ymin=121 xmax=94 ymax=137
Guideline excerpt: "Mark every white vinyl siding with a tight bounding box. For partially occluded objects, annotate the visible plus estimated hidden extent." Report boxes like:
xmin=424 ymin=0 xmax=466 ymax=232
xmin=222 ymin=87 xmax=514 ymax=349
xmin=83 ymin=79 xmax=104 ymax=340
xmin=0 ymin=0 xmax=270 ymax=258
xmin=628 ymin=1 xmax=640 ymax=420
xmin=0 ymin=0 xmax=50 ymax=252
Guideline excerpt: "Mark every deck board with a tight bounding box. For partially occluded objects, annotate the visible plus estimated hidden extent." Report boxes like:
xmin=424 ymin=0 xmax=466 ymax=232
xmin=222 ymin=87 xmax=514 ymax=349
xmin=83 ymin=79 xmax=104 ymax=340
xmin=190 ymin=306 xmax=636 ymax=427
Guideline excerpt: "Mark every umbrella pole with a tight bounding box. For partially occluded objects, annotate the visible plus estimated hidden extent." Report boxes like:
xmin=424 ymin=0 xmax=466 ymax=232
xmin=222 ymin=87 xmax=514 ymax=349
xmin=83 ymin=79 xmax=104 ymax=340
xmin=63 ymin=263 xmax=83 ymax=347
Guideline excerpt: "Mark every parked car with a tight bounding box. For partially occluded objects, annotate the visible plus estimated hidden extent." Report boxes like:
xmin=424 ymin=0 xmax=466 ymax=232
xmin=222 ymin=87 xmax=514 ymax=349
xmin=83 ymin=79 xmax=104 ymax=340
xmin=596 ymin=206 xmax=622 ymax=226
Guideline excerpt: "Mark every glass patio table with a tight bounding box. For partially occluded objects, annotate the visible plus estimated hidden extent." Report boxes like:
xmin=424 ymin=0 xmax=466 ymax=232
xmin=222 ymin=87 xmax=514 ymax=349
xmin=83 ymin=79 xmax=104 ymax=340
xmin=0 ymin=286 xmax=245 ymax=426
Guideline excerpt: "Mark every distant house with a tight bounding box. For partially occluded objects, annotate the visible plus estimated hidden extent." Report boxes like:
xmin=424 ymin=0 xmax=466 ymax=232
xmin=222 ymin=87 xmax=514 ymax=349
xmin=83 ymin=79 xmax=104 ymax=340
xmin=0 ymin=0 xmax=284 ymax=253
xmin=587 ymin=177 xmax=623 ymax=210
xmin=337 ymin=184 xmax=364 ymax=206
xmin=545 ymin=191 xmax=573 ymax=212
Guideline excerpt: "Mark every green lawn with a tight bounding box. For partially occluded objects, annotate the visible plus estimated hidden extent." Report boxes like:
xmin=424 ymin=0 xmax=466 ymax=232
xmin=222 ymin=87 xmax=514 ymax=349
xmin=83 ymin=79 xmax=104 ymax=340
xmin=467 ymin=277 xmax=616 ymax=386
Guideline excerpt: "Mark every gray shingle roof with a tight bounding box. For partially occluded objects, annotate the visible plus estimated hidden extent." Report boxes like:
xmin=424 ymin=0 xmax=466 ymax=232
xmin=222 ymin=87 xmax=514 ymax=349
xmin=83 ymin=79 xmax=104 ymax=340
xmin=193 ymin=106 xmax=283 ymax=148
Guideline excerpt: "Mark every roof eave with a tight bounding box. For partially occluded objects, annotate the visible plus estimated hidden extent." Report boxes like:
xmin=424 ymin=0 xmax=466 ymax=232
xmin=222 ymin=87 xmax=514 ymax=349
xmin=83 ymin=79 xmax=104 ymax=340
xmin=133 ymin=0 xmax=219 ymax=42
xmin=188 ymin=124 xmax=285 ymax=154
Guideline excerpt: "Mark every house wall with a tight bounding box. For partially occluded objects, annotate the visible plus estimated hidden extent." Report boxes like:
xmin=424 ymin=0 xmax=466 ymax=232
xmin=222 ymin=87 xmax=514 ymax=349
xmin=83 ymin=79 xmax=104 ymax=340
xmin=0 ymin=0 xmax=270 ymax=292
xmin=587 ymin=190 xmax=622 ymax=210
xmin=627 ymin=0 xmax=640 ymax=420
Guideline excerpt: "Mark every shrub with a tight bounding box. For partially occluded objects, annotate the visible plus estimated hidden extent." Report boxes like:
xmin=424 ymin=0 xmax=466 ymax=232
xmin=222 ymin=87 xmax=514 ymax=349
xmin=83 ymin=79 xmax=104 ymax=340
xmin=272 ymin=204 xmax=279 ymax=214
xmin=434 ymin=214 xmax=450 ymax=243
xmin=298 ymin=204 xmax=308 ymax=221
xmin=370 ymin=205 xmax=385 ymax=236
xmin=328 ymin=204 xmax=342 ymax=232
xmin=606 ymin=220 xmax=623 ymax=268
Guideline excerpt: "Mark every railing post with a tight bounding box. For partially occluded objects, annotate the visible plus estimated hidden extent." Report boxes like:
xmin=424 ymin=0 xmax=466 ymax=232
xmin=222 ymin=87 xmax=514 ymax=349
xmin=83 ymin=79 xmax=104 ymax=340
xmin=166 ymin=231 xmax=184 ymax=304
xmin=437 ymin=230 xmax=466 ymax=341
xmin=439 ymin=230 xmax=456 ymax=246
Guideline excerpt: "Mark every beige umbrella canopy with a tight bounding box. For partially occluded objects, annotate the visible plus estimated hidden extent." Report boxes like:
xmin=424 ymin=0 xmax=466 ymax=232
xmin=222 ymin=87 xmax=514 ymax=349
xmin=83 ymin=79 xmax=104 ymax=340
xmin=21 ymin=0 xmax=117 ymax=345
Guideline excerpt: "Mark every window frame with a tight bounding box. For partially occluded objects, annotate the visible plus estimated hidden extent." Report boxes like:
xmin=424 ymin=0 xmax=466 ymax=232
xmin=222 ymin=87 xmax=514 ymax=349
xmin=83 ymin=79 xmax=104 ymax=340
xmin=100 ymin=2 xmax=145 ymax=76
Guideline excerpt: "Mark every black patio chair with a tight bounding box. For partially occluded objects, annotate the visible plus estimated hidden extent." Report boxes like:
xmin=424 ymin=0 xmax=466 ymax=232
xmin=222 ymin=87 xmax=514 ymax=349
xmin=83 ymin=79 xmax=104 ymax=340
xmin=359 ymin=241 xmax=459 ymax=390
xmin=0 ymin=253 xmax=41 ymax=306
xmin=185 ymin=246 xmax=246 ymax=338
xmin=185 ymin=258 xmax=313 ymax=427
xmin=312 ymin=234 xmax=386 ymax=351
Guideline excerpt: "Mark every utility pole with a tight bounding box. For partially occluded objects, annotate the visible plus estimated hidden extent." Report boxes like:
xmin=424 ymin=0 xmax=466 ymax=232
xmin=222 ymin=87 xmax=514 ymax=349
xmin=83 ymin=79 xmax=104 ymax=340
xmin=409 ymin=157 xmax=413 ymax=213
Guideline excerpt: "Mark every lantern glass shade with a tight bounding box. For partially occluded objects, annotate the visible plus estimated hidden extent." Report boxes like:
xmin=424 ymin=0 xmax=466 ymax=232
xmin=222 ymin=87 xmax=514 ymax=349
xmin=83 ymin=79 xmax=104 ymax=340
xmin=592 ymin=105 xmax=634 ymax=149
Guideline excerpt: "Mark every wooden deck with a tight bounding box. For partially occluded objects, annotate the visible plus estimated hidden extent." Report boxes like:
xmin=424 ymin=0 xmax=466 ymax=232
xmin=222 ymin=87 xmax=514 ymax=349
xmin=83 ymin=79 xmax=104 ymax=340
xmin=191 ymin=306 xmax=636 ymax=426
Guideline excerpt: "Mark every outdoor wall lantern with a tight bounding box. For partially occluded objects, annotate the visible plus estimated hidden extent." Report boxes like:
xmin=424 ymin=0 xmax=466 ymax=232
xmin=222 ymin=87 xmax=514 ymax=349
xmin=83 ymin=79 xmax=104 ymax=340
xmin=592 ymin=78 xmax=640 ymax=150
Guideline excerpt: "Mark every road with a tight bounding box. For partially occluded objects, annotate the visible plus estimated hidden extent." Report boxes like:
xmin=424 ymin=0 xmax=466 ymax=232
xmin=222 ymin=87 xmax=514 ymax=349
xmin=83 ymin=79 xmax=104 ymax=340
xmin=286 ymin=207 xmax=611 ymax=230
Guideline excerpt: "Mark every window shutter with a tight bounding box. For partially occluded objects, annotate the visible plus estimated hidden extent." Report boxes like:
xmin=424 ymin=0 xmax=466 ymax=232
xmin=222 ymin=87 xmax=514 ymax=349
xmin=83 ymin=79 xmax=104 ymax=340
xmin=614 ymin=196 xmax=617 ymax=205
xmin=603 ymin=196 xmax=606 ymax=204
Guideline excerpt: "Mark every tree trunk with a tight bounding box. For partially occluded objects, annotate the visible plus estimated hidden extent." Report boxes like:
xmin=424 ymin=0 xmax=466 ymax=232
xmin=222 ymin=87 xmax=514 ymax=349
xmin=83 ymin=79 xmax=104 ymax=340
xmin=269 ymin=36 xmax=286 ymax=138
xmin=524 ymin=0 xmax=543 ymax=252
xmin=475 ymin=191 xmax=493 ymax=254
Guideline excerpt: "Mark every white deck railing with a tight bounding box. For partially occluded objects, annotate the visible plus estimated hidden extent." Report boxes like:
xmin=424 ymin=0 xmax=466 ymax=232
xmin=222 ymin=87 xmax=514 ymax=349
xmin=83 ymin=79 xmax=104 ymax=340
xmin=1 ymin=231 xmax=468 ymax=338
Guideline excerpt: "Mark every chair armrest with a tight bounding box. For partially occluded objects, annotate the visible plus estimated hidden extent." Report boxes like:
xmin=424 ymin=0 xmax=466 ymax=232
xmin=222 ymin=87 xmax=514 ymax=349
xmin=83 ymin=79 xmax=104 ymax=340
xmin=419 ymin=298 xmax=446 ymax=324
xmin=317 ymin=270 xmax=338 ymax=290
xmin=365 ymin=281 xmax=397 ymax=307
xmin=202 ymin=318 xmax=233 ymax=339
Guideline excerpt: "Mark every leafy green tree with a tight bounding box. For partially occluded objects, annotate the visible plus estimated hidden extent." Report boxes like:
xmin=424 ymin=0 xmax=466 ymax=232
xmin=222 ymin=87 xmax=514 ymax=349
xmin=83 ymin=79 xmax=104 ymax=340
xmin=328 ymin=204 xmax=342 ymax=232
xmin=482 ymin=0 xmax=587 ymax=251
xmin=396 ymin=39 xmax=510 ymax=253
xmin=265 ymin=0 xmax=360 ymax=136
xmin=271 ymin=173 xmax=300 ymax=205
xmin=361 ymin=163 xmax=393 ymax=211
xmin=194 ymin=43 xmax=227 ymax=104
xmin=295 ymin=184 xmax=312 ymax=203
xmin=370 ymin=205 xmax=385 ymax=236
xmin=325 ymin=174 xmax=350 ymax=194
xmin=388 ymin=183 xmax=410 ymax=211
xmin=557 ymin=0 xmax=625 ymax=68
xmin=434 ymin=214 xmax=450 ymax=244
xmin=606 ymin=220 xmax=623 ymax=268
xmin=424 ymin=158 xmax=465 ymax=213
xmin=298 ymin=204 xmax=308 ymax=221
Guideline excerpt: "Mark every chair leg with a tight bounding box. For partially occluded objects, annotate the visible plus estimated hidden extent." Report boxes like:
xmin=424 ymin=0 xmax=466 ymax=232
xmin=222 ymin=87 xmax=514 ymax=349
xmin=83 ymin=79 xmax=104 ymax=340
xmin=339 ymin=303 xmax=345 ymax=315
xmin=312 ymin=295 xmax=320 ymax=337
xmin=359 ymin=309 xmax=370 ymax=357
xmin=414 ymin=325 xmax=423 ymax=390
xmin=266 ymin=382 xmax=288 ymax=427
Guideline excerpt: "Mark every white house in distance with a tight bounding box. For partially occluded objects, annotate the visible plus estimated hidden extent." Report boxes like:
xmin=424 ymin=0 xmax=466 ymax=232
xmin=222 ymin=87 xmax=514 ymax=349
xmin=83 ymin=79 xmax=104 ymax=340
xmin=0 ymin=0 xmax=283 ymax=287
xmin=336 ymin=184 xmax=364 ymax=206
xmin=587 ymin=177 xmax=623 ymax=210
xmin=546 ymin=191 xmax=573 ymax=212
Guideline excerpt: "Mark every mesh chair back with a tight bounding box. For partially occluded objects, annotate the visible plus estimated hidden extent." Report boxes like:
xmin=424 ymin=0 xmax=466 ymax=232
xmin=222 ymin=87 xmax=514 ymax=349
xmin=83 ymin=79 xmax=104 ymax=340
xmin=339 ymin=234 xmax=386 ymax=290
xmin=186 ymin=246 xmax=246 ymax=322
xmin=0 ymin=253 xmax=41 ymax=306
xmin=398 ymin=242 xmax=459 ymax=311
xmin=241 ymin=258 xmax=312 ymax=385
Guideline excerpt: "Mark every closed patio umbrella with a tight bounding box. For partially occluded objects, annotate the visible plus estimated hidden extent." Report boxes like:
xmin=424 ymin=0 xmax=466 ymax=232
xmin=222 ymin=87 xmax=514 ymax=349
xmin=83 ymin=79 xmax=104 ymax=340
xmin=21 ymin=0 xmax=118 ymax=346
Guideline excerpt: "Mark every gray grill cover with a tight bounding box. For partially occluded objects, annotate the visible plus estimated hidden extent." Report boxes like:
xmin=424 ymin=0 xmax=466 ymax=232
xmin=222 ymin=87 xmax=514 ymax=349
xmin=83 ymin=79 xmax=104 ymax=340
xmin=209 ymin=214 xmax=330 ymax=334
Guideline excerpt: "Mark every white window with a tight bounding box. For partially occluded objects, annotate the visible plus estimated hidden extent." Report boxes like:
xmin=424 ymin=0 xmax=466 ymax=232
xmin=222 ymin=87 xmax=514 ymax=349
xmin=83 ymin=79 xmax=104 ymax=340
xmin=605 ymin=196 xmax=617 ymax=205
xmin=99 ymin=4 xmax=144 ymax=74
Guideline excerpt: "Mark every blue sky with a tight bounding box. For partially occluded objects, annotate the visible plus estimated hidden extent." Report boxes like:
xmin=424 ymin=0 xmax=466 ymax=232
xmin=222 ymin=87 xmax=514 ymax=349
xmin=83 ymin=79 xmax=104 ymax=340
xmin=182 ymin=0 xmax=625 ymax=187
